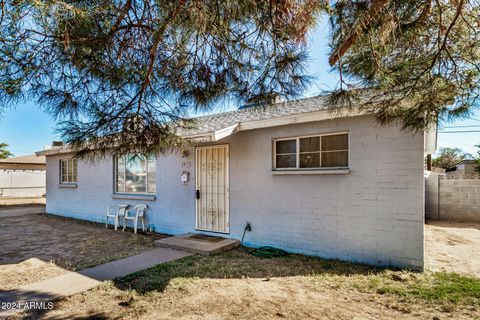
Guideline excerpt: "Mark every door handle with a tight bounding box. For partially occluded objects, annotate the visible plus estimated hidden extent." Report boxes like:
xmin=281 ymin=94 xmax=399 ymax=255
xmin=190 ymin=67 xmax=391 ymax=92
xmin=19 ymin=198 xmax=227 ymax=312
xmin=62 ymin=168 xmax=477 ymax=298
xmin=196 ymin=189 xmax=200 ymax=199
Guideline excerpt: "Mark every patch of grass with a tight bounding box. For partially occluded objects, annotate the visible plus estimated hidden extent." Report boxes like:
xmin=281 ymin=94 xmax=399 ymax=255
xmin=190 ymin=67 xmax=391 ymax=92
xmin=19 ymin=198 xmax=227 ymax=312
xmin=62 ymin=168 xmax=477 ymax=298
xmin=115 ymin=248 xmax=377 ymax=293
xmin=114 ymin=248 xmax=480 ymax=308
xmin=374 ymin=272 xmax=480 ymax=304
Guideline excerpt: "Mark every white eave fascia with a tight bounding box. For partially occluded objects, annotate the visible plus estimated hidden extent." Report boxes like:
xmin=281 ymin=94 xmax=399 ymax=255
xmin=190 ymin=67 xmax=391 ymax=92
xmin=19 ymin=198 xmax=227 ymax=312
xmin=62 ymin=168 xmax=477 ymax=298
xmin=424 ymin=123 xmax=438 ymax=155
xmin=187 ymin=110 xmax=364 ymax=142
xmin=37 ymin=109 xmax=365 ymax=155
xmin=214 ymin=123 xmax=240 ymax=141
xmin=238 ymin=109 xmax=364 ymax=132
xmin=184 ymin=123 xmax=239 ymax=142
xmin=35 ymin=147 xmax=73 ymax=157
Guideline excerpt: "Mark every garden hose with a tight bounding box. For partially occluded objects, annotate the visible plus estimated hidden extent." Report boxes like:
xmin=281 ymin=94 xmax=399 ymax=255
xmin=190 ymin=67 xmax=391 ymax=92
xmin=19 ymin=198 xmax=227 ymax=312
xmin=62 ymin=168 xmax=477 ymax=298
xmin=250 ymin=246 xmax=288 ymax=258
xmin=240 ymin=223 xmax=288 ymax=258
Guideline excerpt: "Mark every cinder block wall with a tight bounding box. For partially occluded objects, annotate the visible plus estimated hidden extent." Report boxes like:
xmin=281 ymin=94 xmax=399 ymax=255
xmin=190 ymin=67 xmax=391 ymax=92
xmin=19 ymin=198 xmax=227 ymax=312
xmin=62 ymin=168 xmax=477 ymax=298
xmin=438 ymin=175 xmax=480 ymax=222
xmin=45 ymin=115 xmax=425 ymax=270
xmin=222 ymin=115 xmax=425 ymax=270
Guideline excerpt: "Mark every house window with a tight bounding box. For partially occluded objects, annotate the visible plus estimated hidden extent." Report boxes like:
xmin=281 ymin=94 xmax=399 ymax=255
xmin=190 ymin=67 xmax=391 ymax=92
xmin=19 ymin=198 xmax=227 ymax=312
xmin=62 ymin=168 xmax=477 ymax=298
xmin=60 ymin=159 xmax=78 ymax=183
xmin=274 ymin=133 xmax=349 ymax=169
xmin=115 ymin=155 xmax=156 ymax=194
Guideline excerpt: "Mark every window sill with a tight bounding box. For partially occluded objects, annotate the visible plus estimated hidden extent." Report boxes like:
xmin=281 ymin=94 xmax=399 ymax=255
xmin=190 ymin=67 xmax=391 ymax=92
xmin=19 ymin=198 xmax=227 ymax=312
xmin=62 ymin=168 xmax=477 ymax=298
xmin=58 ymin=183 xmax=78 ymax=188
xmin=271 ymin=169 xmax=350 ymax=175
xmin=112 ymin=193 xmax=156 ymax=201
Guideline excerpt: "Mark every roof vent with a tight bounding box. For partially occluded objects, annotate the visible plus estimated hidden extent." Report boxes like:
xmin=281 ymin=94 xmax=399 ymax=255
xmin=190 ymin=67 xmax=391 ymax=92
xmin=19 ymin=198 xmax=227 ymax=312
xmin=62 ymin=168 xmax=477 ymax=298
xmin=239 ymin=102 xmax=261 ymax=110
xmin=239 ymin=97 xmax=284 ymax=110
xmin=52 ymin=141 xmax=64 ymax=148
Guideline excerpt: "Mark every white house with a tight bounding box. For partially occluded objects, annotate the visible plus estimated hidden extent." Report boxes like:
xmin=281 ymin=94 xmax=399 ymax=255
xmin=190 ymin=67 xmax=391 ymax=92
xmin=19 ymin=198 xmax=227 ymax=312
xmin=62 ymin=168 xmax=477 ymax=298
xmin=37 ymin=96 xmax=436 ymax=269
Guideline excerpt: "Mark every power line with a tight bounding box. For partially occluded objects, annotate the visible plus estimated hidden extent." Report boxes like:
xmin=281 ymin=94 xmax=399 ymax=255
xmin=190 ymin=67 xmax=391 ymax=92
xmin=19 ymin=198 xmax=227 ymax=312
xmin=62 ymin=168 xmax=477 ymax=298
xmin=438 ymin=138 xmax=476 ymax=148
xmin=438 ymin=130 xmax=480 ymax=133
xmin=443 ymin=125 xmax=480 ymax=128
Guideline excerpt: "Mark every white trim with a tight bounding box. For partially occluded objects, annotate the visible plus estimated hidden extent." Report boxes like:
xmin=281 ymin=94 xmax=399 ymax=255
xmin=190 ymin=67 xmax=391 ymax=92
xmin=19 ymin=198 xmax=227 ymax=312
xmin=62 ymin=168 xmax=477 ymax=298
xmin=36 ymin=110 xmax=365 ymax=155
xmin=272 ymin=169 xmax=350 ymax=175
xmin=113 ymin=154 xmax=156 ymax=195
xmin=214 ymin=124 xmax=239 ymax=141
xmin=195 ymin=144 xmax=230 ymax=234
xmin=36 ymin=148 xmax=75 ymax=156
xmin=193 ymin=111 xmax=361 ymax=142
xmin=58 ymin=183 xmax=78 ymax=188
xmin=272 ymin=132 xmax=350 ymax=170
xmin=238 ymin=110 xmax=361 ymax=132
xmin=112 ymin=193 xmax=156 ymax=201
xmin=59 ymin=158 xmax=78 ymax=184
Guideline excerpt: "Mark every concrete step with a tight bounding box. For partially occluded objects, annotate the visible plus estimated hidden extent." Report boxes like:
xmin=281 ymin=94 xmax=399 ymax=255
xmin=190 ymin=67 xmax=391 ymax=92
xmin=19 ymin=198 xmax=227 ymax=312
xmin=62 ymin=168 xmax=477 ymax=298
xmin=155 ymin=233 xmax=240 ymax=255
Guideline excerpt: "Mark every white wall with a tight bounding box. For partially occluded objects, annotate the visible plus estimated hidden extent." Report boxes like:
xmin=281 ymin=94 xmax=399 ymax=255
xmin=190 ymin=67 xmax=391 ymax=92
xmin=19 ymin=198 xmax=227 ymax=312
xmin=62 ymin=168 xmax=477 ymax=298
xmin=45 ymin=115 xmax=425 ymax=269
xmin=0 ymin=170 xmax=46 ymax=197
xmin=425 ymin=171 xmax=441 ymax=220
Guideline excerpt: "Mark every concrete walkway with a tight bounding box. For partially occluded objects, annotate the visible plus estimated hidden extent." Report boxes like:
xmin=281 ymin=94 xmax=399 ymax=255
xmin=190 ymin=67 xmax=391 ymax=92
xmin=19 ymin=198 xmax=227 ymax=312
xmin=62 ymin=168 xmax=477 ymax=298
xmin=0 ymin=204 xmax=45 ymax=217
xmin=0 ymin=248 xmax=191 ymax=317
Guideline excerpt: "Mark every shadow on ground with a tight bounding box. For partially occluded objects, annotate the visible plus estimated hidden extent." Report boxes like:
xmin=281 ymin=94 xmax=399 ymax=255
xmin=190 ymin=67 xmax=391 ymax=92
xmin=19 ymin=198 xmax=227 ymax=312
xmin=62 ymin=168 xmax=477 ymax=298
xmin=18 ymin=310 xmax=116 ymax=320
xmin=426 ymin=219 xmax=480 ymax=230
xmin=113 ymin=247 xmax=387 ymax=294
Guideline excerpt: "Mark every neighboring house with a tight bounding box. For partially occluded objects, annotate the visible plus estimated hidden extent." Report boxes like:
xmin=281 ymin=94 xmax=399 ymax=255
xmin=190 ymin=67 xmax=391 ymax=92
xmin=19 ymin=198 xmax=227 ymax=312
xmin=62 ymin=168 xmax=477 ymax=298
xmin=431 ymin=166 xmax=446 ymax=173
xmin=0 ymin=154 xmax=46 ymax=197
xmin=446 ymin=160 xmax=479 ymax=175
xmin=36 ymin=96 xmax=436 ymax=269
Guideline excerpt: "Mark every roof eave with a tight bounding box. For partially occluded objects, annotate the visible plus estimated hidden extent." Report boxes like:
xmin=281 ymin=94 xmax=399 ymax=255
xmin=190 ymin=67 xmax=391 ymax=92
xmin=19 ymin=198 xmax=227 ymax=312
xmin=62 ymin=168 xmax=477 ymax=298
xmin=35 ymin=148 xmax=73 ymax=157
xmin=237 ymin=109 xmax=363 ymax=132
xmin=37 ymin=109 xmax=366 ymax=156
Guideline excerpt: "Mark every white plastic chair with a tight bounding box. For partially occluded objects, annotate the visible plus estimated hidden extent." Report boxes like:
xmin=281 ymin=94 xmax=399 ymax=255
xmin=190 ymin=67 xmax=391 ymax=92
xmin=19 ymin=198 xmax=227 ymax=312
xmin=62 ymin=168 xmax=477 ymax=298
xmin=105 ymin=204 xmax=128 ymax=230
xmin=123 ymin=204 xmax=147 ymax=234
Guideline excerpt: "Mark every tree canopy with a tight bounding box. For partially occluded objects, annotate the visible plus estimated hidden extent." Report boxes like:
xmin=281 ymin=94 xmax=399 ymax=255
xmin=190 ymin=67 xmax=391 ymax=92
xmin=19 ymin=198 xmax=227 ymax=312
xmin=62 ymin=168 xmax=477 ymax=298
xmin=0 ymin=142 xmax=13 ymax=159
xmin=1 ymin=0 xmax=479 ymax=156
xmin=0 ymin=0 xmax=324 ymax=156
xmin=475 ymin=143 xmax=480 ymax=173
xmin=327 ymin=0 xmax=480 ymax=131
xmin=432 ymin=147 xmax=471 ymax=169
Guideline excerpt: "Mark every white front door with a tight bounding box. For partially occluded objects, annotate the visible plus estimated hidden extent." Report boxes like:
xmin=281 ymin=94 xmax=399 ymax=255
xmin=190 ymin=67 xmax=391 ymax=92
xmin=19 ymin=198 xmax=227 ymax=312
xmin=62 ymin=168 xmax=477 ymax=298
xmin=195 ymin=144 xmax=230 ymax=233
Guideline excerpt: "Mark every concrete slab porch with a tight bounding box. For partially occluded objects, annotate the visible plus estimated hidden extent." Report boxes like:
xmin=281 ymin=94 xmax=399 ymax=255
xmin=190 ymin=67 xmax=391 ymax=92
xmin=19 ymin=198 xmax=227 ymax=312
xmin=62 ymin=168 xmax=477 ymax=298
xmin=155 ymin=233 xmax=240 ymax=255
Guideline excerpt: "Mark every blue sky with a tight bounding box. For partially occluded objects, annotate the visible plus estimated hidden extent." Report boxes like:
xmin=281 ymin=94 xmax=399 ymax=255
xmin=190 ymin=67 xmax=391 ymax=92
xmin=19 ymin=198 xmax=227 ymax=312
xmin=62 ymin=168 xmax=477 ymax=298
xmin=0 ymin=20 xmax=479 ymax=156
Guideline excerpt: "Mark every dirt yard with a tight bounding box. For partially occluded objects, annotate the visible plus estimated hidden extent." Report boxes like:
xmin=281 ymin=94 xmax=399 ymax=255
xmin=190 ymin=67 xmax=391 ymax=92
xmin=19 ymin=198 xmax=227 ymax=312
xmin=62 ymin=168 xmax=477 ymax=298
xmin=2 ymin=217 xmax=479 ymax=319
xmin=14 ymin=250 xmax=480 ymax=320
xmin=425 ymin=220 xmax=480 ymax=278
xmin=0 ymin=213 xmax=165 ymax=291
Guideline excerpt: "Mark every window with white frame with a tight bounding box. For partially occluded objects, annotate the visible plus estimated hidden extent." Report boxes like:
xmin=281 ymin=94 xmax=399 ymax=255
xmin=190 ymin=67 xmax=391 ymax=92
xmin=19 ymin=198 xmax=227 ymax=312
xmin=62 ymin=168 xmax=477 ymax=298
xmin=115 ymin=155 xmax=156 ymax=194
xmin=274 ymin=133 xmax=349 ymax=169
xmin=60 ymin=159 xmax=78 ymax=183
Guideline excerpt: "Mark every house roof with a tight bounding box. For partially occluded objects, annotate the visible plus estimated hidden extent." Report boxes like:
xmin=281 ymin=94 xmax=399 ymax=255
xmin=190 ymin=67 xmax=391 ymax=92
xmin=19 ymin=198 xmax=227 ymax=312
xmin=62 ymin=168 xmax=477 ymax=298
xmin=36 ymin=95 xmax=364 ymax=156
xmin=0 ymin=154 xmax=45 ymax=165
xmin=0 ymin=154 xmax=46 ymax=170
xmin=447 ymin=159 xmax=478 ymax=170
xmin=179 ymin=95 xmax=363 ymax=141
xmin=185 ymin=95 xmax=329 ymax=134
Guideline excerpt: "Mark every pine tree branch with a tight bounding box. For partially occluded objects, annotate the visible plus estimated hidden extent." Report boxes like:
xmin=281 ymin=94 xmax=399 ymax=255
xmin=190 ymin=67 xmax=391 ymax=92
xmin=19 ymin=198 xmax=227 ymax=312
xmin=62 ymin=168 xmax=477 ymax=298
xmin=400 ymin=0 xmax=431 ymax=30
xmin=329 ymin=0 xmax=389 ymax=66
xmin=108 ymin=0 xmax=133 ymax=36
xmin=429 ymin=0 xmax=465 ymax=71
xmin=135 ymin=0 xmax=187 ymax=111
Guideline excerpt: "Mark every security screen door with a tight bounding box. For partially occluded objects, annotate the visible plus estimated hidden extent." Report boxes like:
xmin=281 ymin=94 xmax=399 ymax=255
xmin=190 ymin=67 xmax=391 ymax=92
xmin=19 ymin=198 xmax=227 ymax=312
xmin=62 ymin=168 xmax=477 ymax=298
xmin=195 ymin=144 xmax=230 ymax=233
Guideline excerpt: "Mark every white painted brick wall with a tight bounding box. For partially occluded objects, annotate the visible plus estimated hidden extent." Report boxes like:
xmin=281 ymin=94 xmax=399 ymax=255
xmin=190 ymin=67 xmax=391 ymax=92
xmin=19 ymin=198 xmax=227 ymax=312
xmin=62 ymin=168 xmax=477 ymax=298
xmin=45 ymin=115 xmax=425 ymax=269
xmin=0 ymin=170 xmax=46 ymax=197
